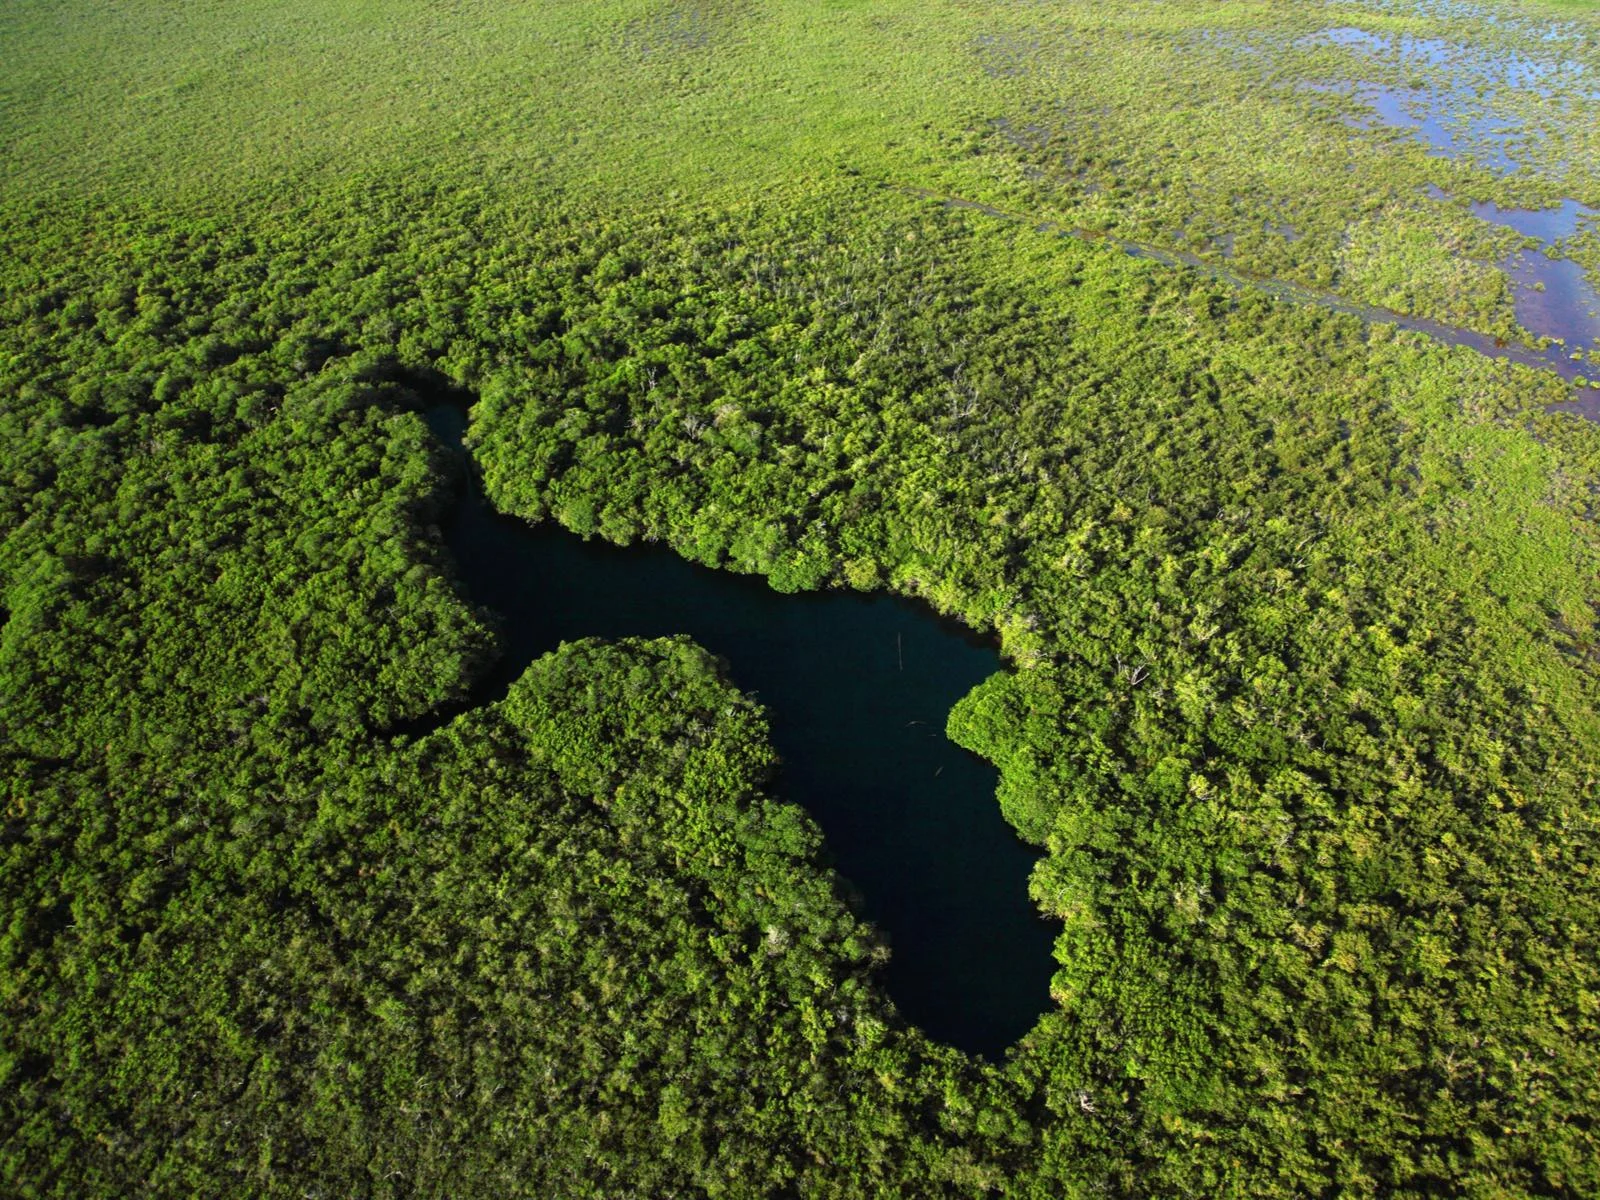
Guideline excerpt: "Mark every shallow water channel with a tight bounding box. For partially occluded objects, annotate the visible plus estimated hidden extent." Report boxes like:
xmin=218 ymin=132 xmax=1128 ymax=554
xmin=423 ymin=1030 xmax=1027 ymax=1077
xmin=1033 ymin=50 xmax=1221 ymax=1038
xmin=918 ymin=185 xmax=1600 ymax=395
xmin=419 ymin=403 xmax=1056 ymax=1059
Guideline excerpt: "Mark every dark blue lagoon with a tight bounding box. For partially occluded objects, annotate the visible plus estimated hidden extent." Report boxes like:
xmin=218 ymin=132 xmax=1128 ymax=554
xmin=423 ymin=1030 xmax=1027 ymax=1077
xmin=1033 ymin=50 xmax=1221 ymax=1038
xmin=420 ymin=403 xmax=1056 ymax=1059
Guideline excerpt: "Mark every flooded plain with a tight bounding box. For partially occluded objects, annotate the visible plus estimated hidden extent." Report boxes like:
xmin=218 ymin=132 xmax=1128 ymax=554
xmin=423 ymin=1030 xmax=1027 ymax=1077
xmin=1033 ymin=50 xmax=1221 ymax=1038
xmin=1304 ymin=19 xmax=1600 ymax=364
xmin=975 ymin=14 xmax=1600 ymax=411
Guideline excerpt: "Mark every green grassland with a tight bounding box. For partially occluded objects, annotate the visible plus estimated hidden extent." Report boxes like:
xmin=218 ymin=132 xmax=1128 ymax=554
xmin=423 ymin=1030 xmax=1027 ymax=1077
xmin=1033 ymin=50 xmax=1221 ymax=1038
xmin=6 ymin=1 xmax=1600 ymax=1196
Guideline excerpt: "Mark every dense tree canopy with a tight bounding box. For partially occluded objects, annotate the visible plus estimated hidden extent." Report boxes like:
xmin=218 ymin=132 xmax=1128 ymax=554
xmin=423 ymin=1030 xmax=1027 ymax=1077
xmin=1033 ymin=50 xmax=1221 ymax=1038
xmin=6 ymin=0 xmax=1600 ymax=1194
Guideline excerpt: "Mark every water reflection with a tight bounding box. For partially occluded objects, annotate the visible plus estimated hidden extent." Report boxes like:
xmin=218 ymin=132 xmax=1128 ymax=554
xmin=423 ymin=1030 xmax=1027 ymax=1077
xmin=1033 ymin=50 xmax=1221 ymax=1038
xmin=1299 ymin=23 xmax=1600 ymax=174
xmin=1504 ymin=252 xmax=1600 ymax=358
xmin=1463 ymin=195 xmax=1596 ymax=245
xmin=1425 ymin=185 xmax=1600 ymax=357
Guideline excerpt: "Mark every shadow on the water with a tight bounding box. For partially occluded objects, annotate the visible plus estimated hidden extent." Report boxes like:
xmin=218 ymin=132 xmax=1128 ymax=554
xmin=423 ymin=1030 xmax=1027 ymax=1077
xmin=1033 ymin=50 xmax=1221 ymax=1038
xmin=386 ymin=371 xmax=1057 ymax=1059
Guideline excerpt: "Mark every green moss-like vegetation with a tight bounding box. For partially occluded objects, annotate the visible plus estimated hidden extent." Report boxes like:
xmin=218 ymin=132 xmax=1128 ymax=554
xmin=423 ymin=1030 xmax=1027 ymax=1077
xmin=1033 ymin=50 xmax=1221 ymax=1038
xmin=5 ymin=1 xmax=1600 ymax=1196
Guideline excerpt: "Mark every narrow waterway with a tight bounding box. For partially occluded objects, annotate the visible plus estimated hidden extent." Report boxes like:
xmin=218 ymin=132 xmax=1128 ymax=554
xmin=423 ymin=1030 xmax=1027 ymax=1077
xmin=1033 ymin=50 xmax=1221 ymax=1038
xmin=904 ymin=185 xmax=1600 ymax=413
xmin=416 ymin=401 xmax=1058 ymax=1059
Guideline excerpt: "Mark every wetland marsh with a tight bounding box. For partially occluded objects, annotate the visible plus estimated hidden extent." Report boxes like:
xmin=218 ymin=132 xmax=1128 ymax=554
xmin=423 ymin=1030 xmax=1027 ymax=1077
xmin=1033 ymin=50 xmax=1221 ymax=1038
xmin=6 ymin=2 xmax=1600 ymax=1196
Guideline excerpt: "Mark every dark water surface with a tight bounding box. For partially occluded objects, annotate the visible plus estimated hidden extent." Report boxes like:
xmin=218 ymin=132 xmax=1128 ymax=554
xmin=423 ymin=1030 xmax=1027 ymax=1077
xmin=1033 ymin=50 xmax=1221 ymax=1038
xmin=419 ymin=403 xmax=1056 ymax=1059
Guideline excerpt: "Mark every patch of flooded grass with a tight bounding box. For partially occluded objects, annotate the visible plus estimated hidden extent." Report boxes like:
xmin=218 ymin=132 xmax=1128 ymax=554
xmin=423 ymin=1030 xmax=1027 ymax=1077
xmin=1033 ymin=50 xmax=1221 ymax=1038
xmin=1294 ymin=24 xmax=1596 ymax=176
xmin=955 ymin=2 xmax=1599 ymax=356
xmin=1421 ymin=184 xmax=1600 ymax=351
xmin=618 ymin=8 xmax=716 ymax=58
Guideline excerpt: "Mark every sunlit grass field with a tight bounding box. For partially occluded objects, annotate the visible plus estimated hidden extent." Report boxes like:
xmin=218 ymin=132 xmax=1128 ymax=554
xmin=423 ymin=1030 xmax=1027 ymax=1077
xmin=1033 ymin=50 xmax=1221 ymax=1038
xmin=7 ymin=1 xmax=1598 ymax=339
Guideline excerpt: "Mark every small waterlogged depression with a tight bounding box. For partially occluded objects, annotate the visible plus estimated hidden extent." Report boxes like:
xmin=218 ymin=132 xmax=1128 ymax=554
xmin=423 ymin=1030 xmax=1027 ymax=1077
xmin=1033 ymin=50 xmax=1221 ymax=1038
xmin=1507 ymin=256 xmax=1600 ymax=359
xmin=1460 ymin=195 xmax=1598 ymax=245
xmin=1423 ymin=184 xmax=1600 ymax=360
